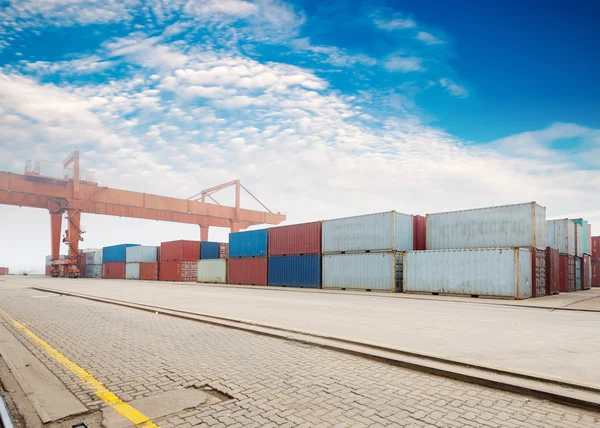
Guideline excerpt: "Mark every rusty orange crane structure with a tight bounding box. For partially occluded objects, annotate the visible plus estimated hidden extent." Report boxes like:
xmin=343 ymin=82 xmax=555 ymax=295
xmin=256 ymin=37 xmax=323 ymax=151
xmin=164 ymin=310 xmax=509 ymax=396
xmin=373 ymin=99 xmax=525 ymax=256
xmin=0 ymin=151 xmax=285 ymax=277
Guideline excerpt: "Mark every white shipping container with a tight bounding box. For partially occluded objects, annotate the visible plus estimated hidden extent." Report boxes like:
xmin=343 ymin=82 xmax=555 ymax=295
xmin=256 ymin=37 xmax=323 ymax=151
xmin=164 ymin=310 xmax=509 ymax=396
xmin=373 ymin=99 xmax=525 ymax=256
xmin=404 ymin=248 xmax=532 ymax=299
xmin=85 ymin=265 xmax=102 ymax=278
xmin=322 ymin=211 xmax=413 ymax=253
xmin=322 ymin=252 xmax=403 ymax=291
xmin=125 ymin=263 xmax=140 ymax=280
xmin=546 ymin=219 xmax=575 ymax=255
xmin=85 ymin=251 xmax=102 ymax=265
xmin=426 ymin=202 xmax=546 ymax=250
xmin=574 ymin=223 xmax=583 ymax=257
xmin=196 ymin=259 xmax=227 ymax=283
xmin=126 ymin=246 xmax=158 ymax=263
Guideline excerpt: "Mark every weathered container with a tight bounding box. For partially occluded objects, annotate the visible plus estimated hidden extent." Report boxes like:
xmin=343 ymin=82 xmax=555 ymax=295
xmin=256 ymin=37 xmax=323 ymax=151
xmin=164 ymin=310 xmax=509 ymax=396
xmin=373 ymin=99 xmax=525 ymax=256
xmin=269 ymin=222 xmax=322 ymax=256
xmin=45 ymin=266 xmax=51 ymax=276
xmin=583 ymin=255 xmax=591 ymax=290
xmin=322 ymin=211 xmax=413 ymax=254
xmin=573 ymin=223 xmax=583 ymax=257
xmin=546 ymin=219 xmax=576 ymax=256
xmin=268 ymin=255 xmax=321 ymax=288
xmin=532 ymin=248 xmax=546 ymax=297
xmin=159 ymin=260 xmax=197 ymax=282
xmin=78 ymin=254 xmax=86 ymax=277
xmin=413 ymin=215 xmax=426 ymax=251
xmin=571 ymin=219 xmax=589 ymax=254
xmin=545 ymin=247 xmax=560 ymax=295
xmin=102 ymin=262 xmax=126 ymax=279
xmin=85 ymin=265 xmax=102 ymax=278
xmin=200 ymin=242 xmax=220 ymax=260
xmin=85 ymin=250 xmax=102 ymax=265
xmin=219 ymin=243 xmax=229 ymax=259
xmin=589 ymin=224 xmax=592 ymax=258
xmin=103 ymin=244 xmax=140 ymax=263
xmin=228 ymin=258 xmax=267 ymax=285
xmin=575 ymin=257 xmax=582 ymax=291
xmin=196 ymin=259 xmax=227 ymax=283
xmin=404 ymin=248 xmax=532 ymax=299
xmin=139 ymin=262 xmax=159 ymax=281
xmin=593 ymin=236 xmax=600 ymax=261
xmin=160 ymin=240 xmax=200 ymax=261
xmin=427 ymin=202 xmax=546 ymax=250
xmin=322 ymin=252 xmax=403 ymax=292
xmin=125 ymin=263 xmax=140 ymax=280
xmin=559 ymin=255 xmax=576 ymax=292
xmin=126 ymin=246 xmax=158 ymax=263
xmin=229 ymin=229 xmax=268 ymax=258
xmin=593 ymin=261 xmax=600 ymax=287
xmin=0 ymin=267 xmax=8 ymax=275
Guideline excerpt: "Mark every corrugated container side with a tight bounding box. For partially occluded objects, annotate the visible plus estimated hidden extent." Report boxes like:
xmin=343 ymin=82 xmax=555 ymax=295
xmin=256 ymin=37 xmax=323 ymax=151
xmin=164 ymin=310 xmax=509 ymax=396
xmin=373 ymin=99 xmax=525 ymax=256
xmin=575 ymin=257 xmax=582 ymax=291
xmin=160 ymin=240 xmax=200 ymax=261
xmin=102 ymin=262 xmax=126 ymax=279
xmin=139 ymin=262 xmax=158 ymax=281
xmin=573 ymin=223 xmax=583 ymax=257
xmin=413 ymin=215 xmax=426 ymax=251
xmin=125 ymin=263 xmax=140 ymax=280
xmin=228 ymin=258 xmax=268 ymax=285
xmin=196 ymin=259 xmax=227 ymax=283
xmin=592 ymin=261 xmax=600 ymax=287
xmin=571 ymin=219 xmax=589 ymax=254
xmin=588 ymin=224 xmax=592 ymax=257
xmin=126 ymin=246 xmax=158 ymax=263
xmin=568 ymin=255 xmax=576 ymax=292
xmin=269 ymin=222 xmax=322 ymax=256
xmin=404 ymin=248 xmax=532 ymax=299
xmin=427 ymin=202 xmax=546 ymax=250
xmin=85 ymin=251 xmax=102 ymax=265
xmin=546 ymin=219 xmax=572 ymax=255
xmin=159 ymin=261 xmax=180 ymax=281
xmin=583 ymin=255 xmax=591 ymax=290
xmin=322 ymin=252 xmax=401 ymax=291
xmin=219 ymin=243 xmax=229 ymax=259
xmin=181 ymin=260 xmax=197 ymax=282
xmin=85 ymin=265 xmax=102 ymax=278
xmin=229 ymin=229 xmax=268 ymax=258
xmin=532 ymin=248 xmax=546 ymax=297
xmin=102 ymin=244 xmax=140 ymax=263
xmin=545 ymin=247 xmax=559 ymax=295
xmin=592 ymin=236 xmax=600 ymax=261
xmin=268 ymin=255 xmax=321 ymax=288
xmin=200 ymin=242 xmax=220 ymax=260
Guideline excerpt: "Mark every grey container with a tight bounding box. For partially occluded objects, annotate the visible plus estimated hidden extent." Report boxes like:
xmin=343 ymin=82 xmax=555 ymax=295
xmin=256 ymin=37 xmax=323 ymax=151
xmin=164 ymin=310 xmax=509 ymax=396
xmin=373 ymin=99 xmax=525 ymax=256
xmin=426 ymin=202 xmax=546 ymax=250
xmin=574 ymin=223 xmax=583 ymax=257
xmin=546 ymin=219 xmax=576 ymax=255
xmin=126 ymin=246 xmax=158 ymax=263
xmin=322 ymin=211 xmax=413 ymax=254
xmin=85 ymin=265 xmax=102 ymax=278
xmin=322 ymin=252 xmax=403 ymax=292
xmin=125 ymin=263 xmax=140 ymax=280
xmin=404 ymin=248 xmax=532 ymax=299
xmin=85 ymin=251 xmax=102 ymax=265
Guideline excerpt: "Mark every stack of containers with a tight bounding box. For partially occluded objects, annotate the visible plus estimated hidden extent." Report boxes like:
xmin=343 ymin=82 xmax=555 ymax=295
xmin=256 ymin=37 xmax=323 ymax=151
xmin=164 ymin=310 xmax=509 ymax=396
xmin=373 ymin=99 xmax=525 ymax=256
xmin=322 ymin=211 xmax=413 ymax=292
xmin=571 ymin=219 xmax=585 ymax=291
xmin=0 ymin=268 xmax=8 ymax=275
xmin=77 ymin=251 xmax=87 ymax=277
xmin=592 ymin=236 xmax=600 ymax=287
xmin=405 ymin=202 xmax=546 ymax=299
xmin=103 ymin=244 xmax=140 ymax=279
xmin=547 ymin=219 xmax=576 ymax=292
xmin=219 ymin=243 xmax=229 ymax=259
xmin=126 ymin=246 xmax=158 ymax=280
xmin=268 ymin=222 xmax=322 ymax=288
xmin=159 ymin=240 xmax=200 ymax=281
xmin=85 ymin=250 xmax=103 ymax=278
xmin=197 ymin=242 xmax=227 ymax=284
xmin=228 ymin=230 xmax=268 ymax=285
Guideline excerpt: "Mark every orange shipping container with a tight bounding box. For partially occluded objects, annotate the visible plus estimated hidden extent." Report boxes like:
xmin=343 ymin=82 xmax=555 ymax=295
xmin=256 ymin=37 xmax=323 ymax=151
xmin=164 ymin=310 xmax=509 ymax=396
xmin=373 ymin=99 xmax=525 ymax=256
xmin=139 ymin=262 xmax=159 ymax=281
xmin=103 ymin=262 xmax=126 ymax=279
xmin=160 ymin=240 xmax=200 ymax=261
xmin=228 ymin=258 xmax=267 ymax=285
xmin=159 ymin=261 xmax=197 ymax=281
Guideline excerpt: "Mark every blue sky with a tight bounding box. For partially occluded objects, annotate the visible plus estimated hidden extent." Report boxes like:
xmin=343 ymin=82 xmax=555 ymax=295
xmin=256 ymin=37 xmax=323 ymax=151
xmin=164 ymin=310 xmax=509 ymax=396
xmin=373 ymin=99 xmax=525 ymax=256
xmin=0 ymin=0 xmax=599 ymax=271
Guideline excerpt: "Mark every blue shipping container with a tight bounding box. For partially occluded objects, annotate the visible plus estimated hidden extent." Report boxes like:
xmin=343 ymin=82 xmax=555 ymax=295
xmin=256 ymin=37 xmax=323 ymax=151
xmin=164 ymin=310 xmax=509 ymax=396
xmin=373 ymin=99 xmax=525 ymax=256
xmin=229 ymin=229 xmax=268 ymax=258
xmin=200 ymin=242 xmax=220 ymax=260
xmin=102 ymin=244 xmax=140 ymax=263
xmin=268 ymin=255 xmax=321 ymax=288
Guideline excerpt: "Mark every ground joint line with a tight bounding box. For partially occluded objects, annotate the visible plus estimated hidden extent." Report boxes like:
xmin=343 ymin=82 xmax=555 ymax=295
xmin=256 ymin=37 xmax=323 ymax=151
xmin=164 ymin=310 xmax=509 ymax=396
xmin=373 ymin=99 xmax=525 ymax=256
xmin=0 ymin=308 xmax=159 ymax=428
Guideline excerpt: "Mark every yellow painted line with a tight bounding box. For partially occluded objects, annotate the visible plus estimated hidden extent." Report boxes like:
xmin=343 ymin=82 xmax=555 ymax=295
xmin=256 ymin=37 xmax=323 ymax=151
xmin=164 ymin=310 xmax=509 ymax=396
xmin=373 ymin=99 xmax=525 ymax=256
xmin=0 ymin=308 xmax=158 ymax=428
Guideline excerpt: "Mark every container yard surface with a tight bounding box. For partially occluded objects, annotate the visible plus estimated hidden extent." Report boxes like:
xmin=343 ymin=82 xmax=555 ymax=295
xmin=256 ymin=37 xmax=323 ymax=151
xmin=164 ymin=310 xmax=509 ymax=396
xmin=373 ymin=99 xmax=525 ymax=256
xmin=2 ymin=278 xmax=599 ymax=428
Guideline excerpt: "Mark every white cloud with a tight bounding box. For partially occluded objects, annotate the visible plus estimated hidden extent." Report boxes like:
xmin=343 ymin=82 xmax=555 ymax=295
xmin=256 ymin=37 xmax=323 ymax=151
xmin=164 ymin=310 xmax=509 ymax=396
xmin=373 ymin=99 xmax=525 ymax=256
xmin=106 ymin=35 xmax=189 ymax=69
xmin=183 ymin=0 xmax=258 ymax=18
xmin=416 ymin=31 xmax=444 ymax=45
xmin=372 ymin=15 xmax=416 ymax=31
xmin=439 ymin=78 xmax=469 ymax=98
xmin=384 ymin=55 xmax=423 ymax=72
xmin=290 ymin=38 xmax=376 ymax=67
xmin=22 ymin=56 xmax=113 ymax=75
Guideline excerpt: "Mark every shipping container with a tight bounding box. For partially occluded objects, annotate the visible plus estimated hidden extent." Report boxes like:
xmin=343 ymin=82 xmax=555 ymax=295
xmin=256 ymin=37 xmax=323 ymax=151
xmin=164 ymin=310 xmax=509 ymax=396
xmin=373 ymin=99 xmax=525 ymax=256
xmin=269 ymin=222 xmax=322 ymax=256
xmin=427 ymin=202 xmax=546 ymax=250
xmin=228 ymin=257 xmax=268 ymax=285
xmin=573 ymin=223 xmax=583 ymax=257
xmin=139 ymin=262 xmax=158 ymax=281
xmin=593 ymin=261 xmax=600 ymax=287
xmin=159 ymin=260 xmax=197 ymax=282
xmin=125 ymin=263 xmax=140 ymax=280
xmin=196 ymin=259 xmax=227 ymax=283
xmin=229 ymin=229 xmax=268 ymax=258
xmin=219 ymin=243 xmax=229 ymax=259
xmin=102 ymin=262 xmax=126 ymax=279
xmin=323 ymin=252 xmax=402 ymax=292
xmin=322 ymin=211 xmax=413 ymax=254
xmin=126 ymin=246 xmax=158 ymax=263
xmin=200 ymin=242 xmax=220 ymax=260
xmin=532 ymin=248 xmax=546 ymax=297
xmin=45 ymin=266 xmax=51 ymax=276
xmin=571 ymin=219 xmax=589 ymax=254
xmin=0 ymin=267 xmax=8 ymax=275
xmin=559 ymin=255 xmax=576 ymax=292
xmin=545 ymin=247 xmax=559 ymax=295
xmin=85 ymin=250 xmax=102 ymax=265
xmin=583 ymin=255 xmax=591 ymax=290
xmin=160 ymin=240 xmax=200 ymax=262
xmin=413 ymin=215 xmax=426 ymax=251
xmin=546 ymin=219 xmax=576 ymax=256
xmin=592 ymin=236 xmax=600 ymax=261
xmin=575 ymin=257 xmax=582 ymax=291
xmin=85 ymin=265 xmax=102 ymax=278
xmin=589 ymin=224 xmax=592 ymax=258
xmin=404 ymin=248 xmax=532 ymax=299
xmin=103 ymin=244 xmax=140 ymax=263
xmin=268 ymin=255 xmax=321 ymax=288
xmin=77 ymin=254 xmax=86 ymax=277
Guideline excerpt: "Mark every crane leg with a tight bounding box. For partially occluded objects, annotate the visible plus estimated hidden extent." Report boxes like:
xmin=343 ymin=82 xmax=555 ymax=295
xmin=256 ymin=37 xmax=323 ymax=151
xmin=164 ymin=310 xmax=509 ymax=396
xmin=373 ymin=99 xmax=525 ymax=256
xmin=50 ymin=213 xmax=62 ymax=261
xmin=230 ymin=222 xmax=240 ymax=234
xmin=199 ymin=225 xmax=209 ymax=241
xmin=67 ymin=210 xmax=82 ymax=260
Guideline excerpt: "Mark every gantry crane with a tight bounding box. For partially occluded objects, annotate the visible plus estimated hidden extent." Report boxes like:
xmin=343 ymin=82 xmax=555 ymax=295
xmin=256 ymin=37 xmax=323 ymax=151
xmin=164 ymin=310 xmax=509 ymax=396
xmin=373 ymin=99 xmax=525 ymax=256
xmin=0 ymin=151 xmax=285 ymax=277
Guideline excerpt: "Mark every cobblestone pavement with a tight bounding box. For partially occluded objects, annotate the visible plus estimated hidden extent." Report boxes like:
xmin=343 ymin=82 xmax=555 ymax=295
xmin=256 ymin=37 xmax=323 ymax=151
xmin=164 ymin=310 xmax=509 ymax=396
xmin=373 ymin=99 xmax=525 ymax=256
xmin=0 ymin=288 xmax=598 ymax=428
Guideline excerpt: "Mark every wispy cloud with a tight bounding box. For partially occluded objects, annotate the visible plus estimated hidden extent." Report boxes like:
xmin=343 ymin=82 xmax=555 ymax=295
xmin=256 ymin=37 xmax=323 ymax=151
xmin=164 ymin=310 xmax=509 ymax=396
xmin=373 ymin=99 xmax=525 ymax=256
xmin=416 ymin=31 xmax=444 ymax=45
xmin=371 ymin=13 xmax=416 ymax=31
xmin=384 ymin=55 xmax=423 ymax=72
xmin=290 ymin=38 xmax=376 ymax=67
xmin=439 ymin=78 xmax=469 ymax=98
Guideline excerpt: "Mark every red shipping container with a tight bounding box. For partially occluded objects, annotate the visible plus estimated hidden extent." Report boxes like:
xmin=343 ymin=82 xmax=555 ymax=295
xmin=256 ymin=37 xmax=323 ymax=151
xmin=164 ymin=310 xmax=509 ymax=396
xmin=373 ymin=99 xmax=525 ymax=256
xmin=219 ymin=243 xmax=229 ymax=259
xmin=545 ymin=247 xmax=559 ymax=295
xmin=160 ymin=240 xmax=200 ymax=262
xmin=583 ymin=255 xmax=591 ymax=290
xmin=269 ymin=222 xmax=321 ymax=256
xmin=413 ymin=215 xmax=426 ymax=251
xmin=159 ymin=261 xmax=197 ymax=282
xmin=103 ymin=262 xmax=126 ymax=279
xmin=139 ymin=262 xmax=159 ymax=281
xmin=592 ymin=236 xmax=600 ymax=261
xmin=559 ymin=255 xmax=576 ymax=292
xmin=45 ymin=266 xmax=51 ymax=276
xmin=593 ymin=261 xmax=600 ymax=287
xmin=228 ymin=258 xmax=267 ymax=285
xmin=531 ymin=248 xmax=546 ymax=297
xmin=78 ymin=254 xmax=86 ymax=277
